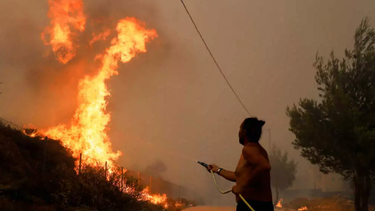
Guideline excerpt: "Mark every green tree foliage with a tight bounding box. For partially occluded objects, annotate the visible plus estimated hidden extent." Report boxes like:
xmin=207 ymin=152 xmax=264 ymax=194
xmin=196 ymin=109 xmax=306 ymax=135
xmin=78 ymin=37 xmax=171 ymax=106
xmin=269 ymin=145 xmax=297 ymax=207
xmin=286 ymin=18 xmax=375 ymax=211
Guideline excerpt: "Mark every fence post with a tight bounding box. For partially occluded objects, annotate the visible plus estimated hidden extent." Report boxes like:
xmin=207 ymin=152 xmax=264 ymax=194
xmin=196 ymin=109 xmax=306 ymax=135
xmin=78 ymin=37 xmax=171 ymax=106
xmin=79 ymin=153 xmax=82 ymax=174
xmin=105 ymin=161 xmax=107 ymax=179
xmin=43 ymin=136 xmax=47 ymax=174
xmin=138 ymin=172 xmax=140 ymax=187
xmin=150 ymin=176 xmax=152 ymax=194
xmin=121 ymin=166 xmax=123 ymax=191
xmin=178 ymin=185 xmax=181 ymax=201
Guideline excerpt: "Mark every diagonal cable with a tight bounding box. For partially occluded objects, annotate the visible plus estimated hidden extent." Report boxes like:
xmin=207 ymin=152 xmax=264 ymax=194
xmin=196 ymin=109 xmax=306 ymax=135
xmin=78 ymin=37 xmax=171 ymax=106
xmin=180 ymin=0 xmax=252 ymax=116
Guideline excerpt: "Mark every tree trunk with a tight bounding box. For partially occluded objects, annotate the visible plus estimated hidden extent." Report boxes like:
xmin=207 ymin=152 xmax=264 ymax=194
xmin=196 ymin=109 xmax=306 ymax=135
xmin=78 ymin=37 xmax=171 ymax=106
xmin=354 ymin=175 xmax=363 ymax=211
xmin=354 ymin=169 xmax=372 ymax=211
xmin=273 ymin=187 xmax=279 ymax=208
xmin=361 ymin=174 xmax=371 ymax=211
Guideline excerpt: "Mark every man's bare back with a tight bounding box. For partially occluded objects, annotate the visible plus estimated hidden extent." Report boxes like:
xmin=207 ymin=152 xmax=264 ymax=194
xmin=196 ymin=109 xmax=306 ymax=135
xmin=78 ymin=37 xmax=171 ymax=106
xmin=234 ymin=142 xmax=272 ymax=202
xmin=207 ymin=117 xmax=274 ymax=211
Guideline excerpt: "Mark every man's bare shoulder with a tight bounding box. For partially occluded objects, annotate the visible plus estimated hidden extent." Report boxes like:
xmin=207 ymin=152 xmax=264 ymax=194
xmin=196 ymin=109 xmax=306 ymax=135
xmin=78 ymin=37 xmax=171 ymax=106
xmin=242 ymin=144 xmax=261 ymax=159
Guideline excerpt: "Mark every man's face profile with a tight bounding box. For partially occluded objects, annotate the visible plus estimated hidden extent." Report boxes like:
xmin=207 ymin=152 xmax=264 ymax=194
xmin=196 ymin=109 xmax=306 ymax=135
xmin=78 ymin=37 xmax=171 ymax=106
xmin=239 ymin=122 xmax=245 ymax=145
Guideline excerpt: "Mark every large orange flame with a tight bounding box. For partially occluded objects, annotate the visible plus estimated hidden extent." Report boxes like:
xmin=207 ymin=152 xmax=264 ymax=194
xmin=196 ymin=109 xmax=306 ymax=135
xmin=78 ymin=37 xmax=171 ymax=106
xmin=44 ymin=17 xmax=158 ymax=168
xmin=37 ymin=0 xmax=172 ymax=207
xmin=41 ymin=0 xmax=86 ymax=64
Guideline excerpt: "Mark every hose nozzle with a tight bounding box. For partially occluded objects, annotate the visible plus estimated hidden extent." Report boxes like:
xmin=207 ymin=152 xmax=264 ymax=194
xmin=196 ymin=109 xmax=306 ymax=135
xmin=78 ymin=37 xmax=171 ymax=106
xmin=197 ymin=161 xmax=208 ymax=168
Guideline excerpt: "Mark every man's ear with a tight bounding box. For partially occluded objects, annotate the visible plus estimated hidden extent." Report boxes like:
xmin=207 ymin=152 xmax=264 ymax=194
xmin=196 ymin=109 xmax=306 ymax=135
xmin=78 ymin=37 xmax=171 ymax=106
xmin=241 ymin=129 xmax=246 ymax=137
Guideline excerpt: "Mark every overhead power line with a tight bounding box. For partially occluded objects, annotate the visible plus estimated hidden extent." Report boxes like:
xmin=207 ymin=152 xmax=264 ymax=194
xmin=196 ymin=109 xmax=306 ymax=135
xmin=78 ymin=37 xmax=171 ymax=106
xmin=180 ymin=0 xmax=252 ymax=117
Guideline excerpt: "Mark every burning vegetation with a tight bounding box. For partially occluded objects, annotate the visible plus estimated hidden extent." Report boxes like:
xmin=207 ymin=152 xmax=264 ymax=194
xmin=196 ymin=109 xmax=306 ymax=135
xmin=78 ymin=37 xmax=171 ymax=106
xmin=0 ymin=119 xmax=197 ymax=210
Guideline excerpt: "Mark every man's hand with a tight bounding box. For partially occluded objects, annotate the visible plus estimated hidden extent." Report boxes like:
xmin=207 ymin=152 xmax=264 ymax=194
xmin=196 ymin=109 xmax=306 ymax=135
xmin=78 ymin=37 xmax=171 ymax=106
xmin=207 ymin=164 xmax=220 ymax=173
xmin=231 ymin=185 xmax=242 ymax=195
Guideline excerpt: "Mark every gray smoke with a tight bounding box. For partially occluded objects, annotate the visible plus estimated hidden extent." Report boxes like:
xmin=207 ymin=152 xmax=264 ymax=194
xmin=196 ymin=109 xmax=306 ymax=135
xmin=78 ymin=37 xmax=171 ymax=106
xmin=144 ymin=159 xmax=167 ymax=178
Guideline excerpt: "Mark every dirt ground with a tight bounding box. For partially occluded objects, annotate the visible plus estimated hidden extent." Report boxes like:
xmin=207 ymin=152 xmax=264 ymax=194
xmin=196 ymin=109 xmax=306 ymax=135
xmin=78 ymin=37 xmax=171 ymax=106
xmin=183 ymin=206 xmax=284 ymax=211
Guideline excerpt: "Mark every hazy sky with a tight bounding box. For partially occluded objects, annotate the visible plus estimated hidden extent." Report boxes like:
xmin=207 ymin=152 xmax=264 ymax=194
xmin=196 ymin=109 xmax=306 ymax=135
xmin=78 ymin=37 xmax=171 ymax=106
xmin=1 ymin=0 xmax=375 ymax=206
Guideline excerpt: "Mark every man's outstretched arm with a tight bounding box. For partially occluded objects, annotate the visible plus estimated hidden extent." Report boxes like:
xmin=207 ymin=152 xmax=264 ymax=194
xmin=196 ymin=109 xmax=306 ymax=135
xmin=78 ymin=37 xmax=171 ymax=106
xmin=207 ymin=164 xmax=236 ymax=182
xmin=217 ymin=169 xmax=237 ymax=182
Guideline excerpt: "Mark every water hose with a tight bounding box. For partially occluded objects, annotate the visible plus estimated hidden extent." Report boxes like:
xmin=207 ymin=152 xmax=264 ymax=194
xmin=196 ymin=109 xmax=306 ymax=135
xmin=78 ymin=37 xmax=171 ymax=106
xmin=198 ymin=161 xmax=255 ymax=211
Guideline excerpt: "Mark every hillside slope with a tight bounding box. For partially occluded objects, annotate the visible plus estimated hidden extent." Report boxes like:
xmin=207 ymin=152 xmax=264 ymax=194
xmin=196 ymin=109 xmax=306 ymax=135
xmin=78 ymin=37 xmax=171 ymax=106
xmin=0 ymin=123 xmax=167 ymax=211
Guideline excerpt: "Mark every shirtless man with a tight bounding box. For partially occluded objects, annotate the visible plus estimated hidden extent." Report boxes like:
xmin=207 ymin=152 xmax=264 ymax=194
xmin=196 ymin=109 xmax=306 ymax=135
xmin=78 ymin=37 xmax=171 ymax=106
xmin=207 ymin=117 xmax=274 ymax=211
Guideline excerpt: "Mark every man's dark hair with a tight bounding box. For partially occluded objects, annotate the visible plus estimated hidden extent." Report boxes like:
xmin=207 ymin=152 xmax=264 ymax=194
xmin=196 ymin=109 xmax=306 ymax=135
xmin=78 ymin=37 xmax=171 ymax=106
xmin=242 ymin=117 xmax=265 ymax=142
